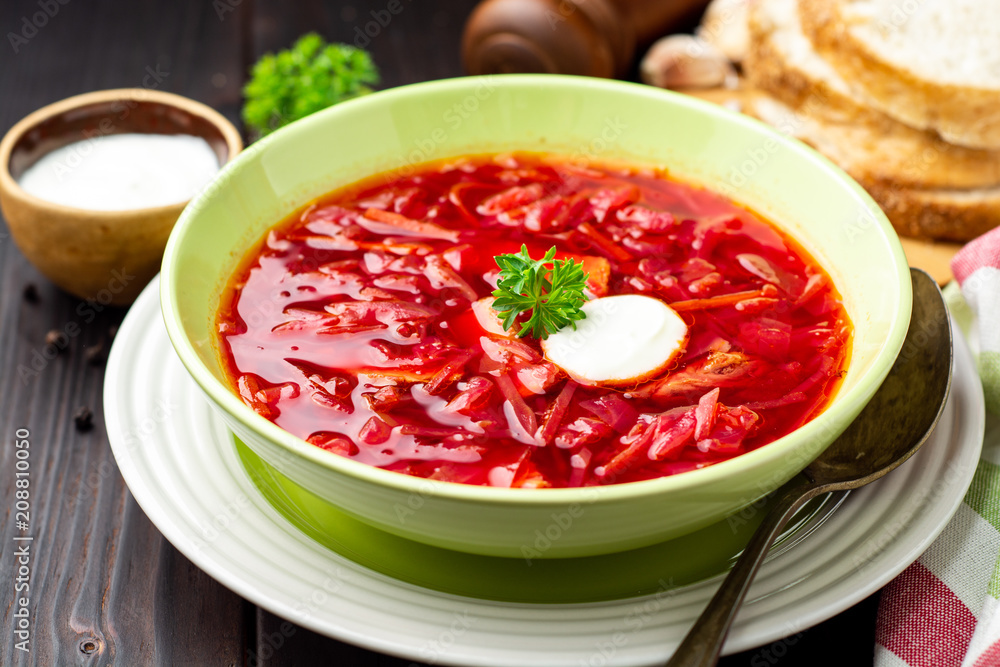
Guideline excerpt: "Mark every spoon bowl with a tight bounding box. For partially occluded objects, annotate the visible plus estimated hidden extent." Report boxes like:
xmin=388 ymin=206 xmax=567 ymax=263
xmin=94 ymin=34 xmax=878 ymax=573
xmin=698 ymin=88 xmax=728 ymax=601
xmin=667 ymin=267 xmax=953 ymax=666
xmin=803 ymin=267 xmax=953 ymax=490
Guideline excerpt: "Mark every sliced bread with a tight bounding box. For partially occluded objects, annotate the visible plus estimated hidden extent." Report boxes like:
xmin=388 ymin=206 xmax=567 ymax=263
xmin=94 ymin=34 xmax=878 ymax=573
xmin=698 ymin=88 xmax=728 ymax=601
xmin=745 ymin=0 xmax=868 ymax=122
xmin=740 ymin=82 xmax=1000 ymax=190
xmin=859 ymin=179 xmax=1000 ymax=242
xmin=744 ymin=93 xmax=1000 ymax=241
xmin=696 ymin=0 xmax=752 ymax=63
xmin=800 ymin=0 xmax=1000 ymax=150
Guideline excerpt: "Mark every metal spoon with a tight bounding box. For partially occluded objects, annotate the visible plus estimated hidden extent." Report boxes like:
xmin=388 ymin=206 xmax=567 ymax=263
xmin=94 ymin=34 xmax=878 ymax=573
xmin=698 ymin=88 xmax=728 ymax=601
xmin=666 ymin=268 xmax=953 ymax=667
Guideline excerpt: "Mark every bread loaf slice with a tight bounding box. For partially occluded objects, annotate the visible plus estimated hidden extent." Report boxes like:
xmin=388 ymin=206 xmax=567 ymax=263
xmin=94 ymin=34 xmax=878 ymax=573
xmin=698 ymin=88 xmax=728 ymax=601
xmin=740 ymin=75 xmax=1000 ymax=190
xmin=697 ymin=0 xmax=751 ymax=63
xmin=744 ymin=94 xmax=1000 ymax=241
xmin=745 ymin=0 xmax=868 ymax=122
xmin=857 ymin=180 xmax=1000 ymax=242
xmin=800 ymin=0 xmax=1000 ymax=150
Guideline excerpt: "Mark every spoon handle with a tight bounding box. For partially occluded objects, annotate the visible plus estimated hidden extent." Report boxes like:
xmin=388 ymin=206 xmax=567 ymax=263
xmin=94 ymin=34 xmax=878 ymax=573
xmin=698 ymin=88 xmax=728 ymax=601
xmin=665 ymin=476 xmax=821 ymax=667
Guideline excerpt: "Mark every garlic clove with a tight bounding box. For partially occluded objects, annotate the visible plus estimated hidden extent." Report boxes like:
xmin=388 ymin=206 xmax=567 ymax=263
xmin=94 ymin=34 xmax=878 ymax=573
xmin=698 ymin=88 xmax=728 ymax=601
xmin=640 ymin=35 xmax=737 ymax=91
xmin=697 ymin=0 xmax=751 ymax=64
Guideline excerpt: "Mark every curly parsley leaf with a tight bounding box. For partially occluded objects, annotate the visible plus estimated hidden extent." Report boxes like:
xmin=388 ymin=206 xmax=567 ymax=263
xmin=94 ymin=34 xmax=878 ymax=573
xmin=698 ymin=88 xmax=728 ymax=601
xmin=492 ymin=245 xmax=589 ymax=340
xmin=242 ymin=33 xmax=379 ymax=138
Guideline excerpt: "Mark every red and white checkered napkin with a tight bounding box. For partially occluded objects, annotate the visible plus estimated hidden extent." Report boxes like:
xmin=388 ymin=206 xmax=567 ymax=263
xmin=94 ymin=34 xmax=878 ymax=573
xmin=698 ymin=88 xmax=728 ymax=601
xmin=875 ymin=226 xmax=1000 ymax=667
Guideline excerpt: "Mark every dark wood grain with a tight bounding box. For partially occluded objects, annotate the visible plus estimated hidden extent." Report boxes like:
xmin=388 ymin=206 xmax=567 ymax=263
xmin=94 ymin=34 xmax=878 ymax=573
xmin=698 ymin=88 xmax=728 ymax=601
xmin=0 ymin=0 xmax=879 ymax=665
xmin=0 ymin=1 xmax=248 ymax=665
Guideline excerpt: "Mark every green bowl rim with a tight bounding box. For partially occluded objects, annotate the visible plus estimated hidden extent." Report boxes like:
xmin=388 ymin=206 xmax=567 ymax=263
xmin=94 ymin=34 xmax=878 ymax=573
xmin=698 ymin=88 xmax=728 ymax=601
xmin=161 ymin=73 xmax=912 ymax=507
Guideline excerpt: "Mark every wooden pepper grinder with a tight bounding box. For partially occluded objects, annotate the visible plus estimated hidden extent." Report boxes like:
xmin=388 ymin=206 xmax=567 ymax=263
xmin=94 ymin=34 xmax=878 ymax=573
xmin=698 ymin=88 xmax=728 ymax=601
xmin=462 ymin=0 xmax=712 ymax=78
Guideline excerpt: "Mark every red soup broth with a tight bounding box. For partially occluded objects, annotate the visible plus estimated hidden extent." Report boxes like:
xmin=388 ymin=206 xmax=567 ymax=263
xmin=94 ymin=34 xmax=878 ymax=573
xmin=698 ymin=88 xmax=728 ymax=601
xmin=217 ymin=153 xmax=852 ymax=488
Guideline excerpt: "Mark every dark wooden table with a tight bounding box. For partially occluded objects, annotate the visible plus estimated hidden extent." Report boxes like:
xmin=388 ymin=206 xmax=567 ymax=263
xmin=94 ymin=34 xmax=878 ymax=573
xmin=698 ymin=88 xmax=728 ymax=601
xmin=0 ymin=1 xmax=880 ymax=664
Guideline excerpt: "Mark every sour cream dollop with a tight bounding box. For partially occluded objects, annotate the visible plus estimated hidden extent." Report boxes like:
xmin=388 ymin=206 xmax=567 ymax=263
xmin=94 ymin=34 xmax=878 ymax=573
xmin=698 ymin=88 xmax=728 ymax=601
xmin=17 ymin=133 xmax=220 ymax=211
xmin=541 ymin=294 xmax=688 ymax=385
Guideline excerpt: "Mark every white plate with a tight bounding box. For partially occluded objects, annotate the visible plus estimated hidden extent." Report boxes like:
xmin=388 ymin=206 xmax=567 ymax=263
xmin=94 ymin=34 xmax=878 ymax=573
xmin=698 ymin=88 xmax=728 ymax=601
xmin=105 ymin=277 xmax=984 ymax=666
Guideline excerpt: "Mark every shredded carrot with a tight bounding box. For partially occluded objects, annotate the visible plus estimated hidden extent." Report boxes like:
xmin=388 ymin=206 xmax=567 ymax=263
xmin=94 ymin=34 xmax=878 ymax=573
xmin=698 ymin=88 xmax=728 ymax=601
xmin=669 ymin=288 xmax=770 ymax=312
xmin=576 ymin=221 xmax=633 ymax=262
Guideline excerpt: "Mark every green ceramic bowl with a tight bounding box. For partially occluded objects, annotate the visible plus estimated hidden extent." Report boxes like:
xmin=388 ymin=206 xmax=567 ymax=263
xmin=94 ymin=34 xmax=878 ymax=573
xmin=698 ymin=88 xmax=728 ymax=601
xmin=161 ymin=75 xmax=911 ymax=559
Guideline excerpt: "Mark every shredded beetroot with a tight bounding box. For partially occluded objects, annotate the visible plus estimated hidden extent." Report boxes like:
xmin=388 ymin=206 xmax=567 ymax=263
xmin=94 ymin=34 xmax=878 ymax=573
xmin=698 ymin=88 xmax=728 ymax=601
xmin=745 ymin=392 xmax=807 ymax=411
xmin=617 ymin=205 xmax=675 ymax=232
xmin=694 ymin=388 xmax=720 ymax=441
xmin=507 ymin=195 xmax=569 ymax=232
xmin=589 ymin=185 xmax=639 ymax=222
xmin=424 ymin=255 xmax=478 ymax=302
xmin=359 ymin=416 xmax=392 ymax=444
xmin=596 ymin=433 xmax=651 ymax=480
xmin=476 ymin=183 xmax=545 ymax=215
xmin=360 ymin=207 xmax=460 ymax=241
xmin=554 ymin=417 xmax=612 ymax=450
xmin=646 ymin=409 xmax=698 ymax=461
xmin=480 ymin=336 xmax=540 ymax=364
xmin=424 ymin=351 xmax=473 ymax=396
xmin=511 ymin=455 xmax=552 ymax=488
xmin=365 ymin=385 xmax=407 ymax=412
xmin=218 ymin=153 xmax=852 ymax=487
xmin=398 ymin=424 xmax=463 ymax=438
xmin=537 ymin=380 xmax=578 ymax=445
xmin=696 ymin=405 xmax=759 ymax=453
xmin=448 ymin=182 xmax=493 ymax=224
xmin=514 ymin=362 xmax=560 ymax=395
xmin=495 ymin=372 xmax=538 ymax=439
xmin=444 ymin=376 xmax=495 ymax=414
xmin=237 ymin=374 xmax=278 ymax=420
xmin=324 ymin=300 xmax=439 ymax=325
xmin=579 ymin=394 xmax=639 ymax=434
xmin=308 ymin=432 xmax=358 ymax=456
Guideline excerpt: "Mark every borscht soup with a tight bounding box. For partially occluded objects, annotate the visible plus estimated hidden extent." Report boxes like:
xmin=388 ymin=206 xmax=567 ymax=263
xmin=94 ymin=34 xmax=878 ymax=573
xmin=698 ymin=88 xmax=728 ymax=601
xmin=217 ymin=153 xmax=851 ymax=488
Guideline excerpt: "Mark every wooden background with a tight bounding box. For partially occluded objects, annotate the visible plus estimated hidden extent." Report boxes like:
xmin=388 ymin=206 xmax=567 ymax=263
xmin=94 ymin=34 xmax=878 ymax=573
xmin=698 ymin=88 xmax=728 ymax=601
xmin=0 ymin=0 xmax=878 ymax=664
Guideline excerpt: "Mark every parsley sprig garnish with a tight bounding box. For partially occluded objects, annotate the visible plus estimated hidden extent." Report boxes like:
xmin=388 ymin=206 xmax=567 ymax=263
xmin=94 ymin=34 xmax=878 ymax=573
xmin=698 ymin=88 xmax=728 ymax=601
xmin=242 ymin=33 xmax=379 ymax=138
xmin=492 ymin=245 xmax=589 ymax=339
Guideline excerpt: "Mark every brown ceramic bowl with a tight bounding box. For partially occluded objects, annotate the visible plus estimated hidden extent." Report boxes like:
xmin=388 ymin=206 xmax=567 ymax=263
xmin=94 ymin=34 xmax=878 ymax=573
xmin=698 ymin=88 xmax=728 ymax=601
xmin=0 ymin=88 xmax=242 ymax=305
